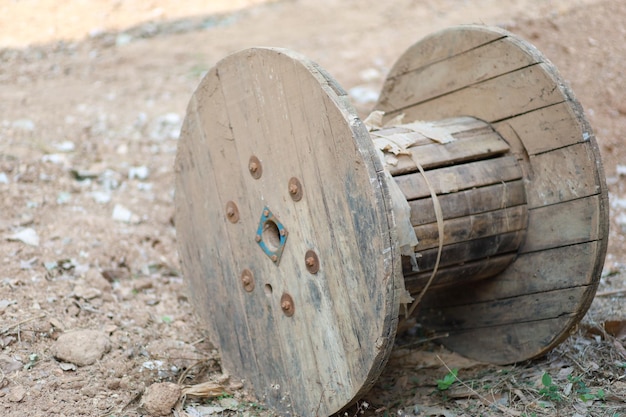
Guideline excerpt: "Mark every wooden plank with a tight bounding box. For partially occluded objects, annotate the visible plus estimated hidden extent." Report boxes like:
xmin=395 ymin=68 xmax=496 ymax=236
xmin=494 ymin=101 xmax=589 ymax=156
xmin=413 ymin=205 xmax=527 ymax=250
xmin=197 ymin=66 xmax=291 ymax=403
xmin=385 ymin=25 xmax=506 ymax=79
xmin=403 ymin=253 xmax=517 ymax=293
xmin=387 ymin=131 xmax=510 ymax=175
xmin=421 ymin=286 xmax=589 ymax=330
xmin=218 ymin=50 xmax=351 ymax=412
xmin=431 ymin=316 xmax=578 ymax=365
xmin=408 ymin=180 xmax=527 ymax=225
xmin=421 ymin=241 xmax=599 ymax=308
xmin=416 ymin=231 xmax=524 ymax=271
xmin=175 ymin=69 xmax=260 ymax=386
xmin=394 ymin=155 xmax=523 ymax=200
xmin=380 ymin=36 xmax=537 ymax=113
xmin=525 ymin=143 xmax=602 ymax=208
xmin=386 ymin=64 xmax=565 ymax=125
xmin=522 ymin=195 xmax=602 ymax=253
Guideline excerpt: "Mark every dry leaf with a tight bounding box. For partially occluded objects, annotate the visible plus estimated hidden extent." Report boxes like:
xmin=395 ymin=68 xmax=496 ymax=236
xmin=180 ymin=381 xmax=227 ymax=398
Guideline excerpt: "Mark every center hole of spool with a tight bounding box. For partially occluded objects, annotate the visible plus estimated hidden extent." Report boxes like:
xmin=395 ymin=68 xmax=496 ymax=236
xmin=262 ymin=220 xmax=281 ymax=252
xmin=255 ymin=206 xmax=288 ymax=265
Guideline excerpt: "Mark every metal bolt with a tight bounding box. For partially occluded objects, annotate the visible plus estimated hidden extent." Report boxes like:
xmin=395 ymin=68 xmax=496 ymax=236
xmin=305 ymin=249 xmax=319 ymax=274
xmin=255 ymin=235 xmax=262 ymax=242
xmin=279 ymin=229 xmax=286 ymax=237
xmin=280 ymin=293 xmax=294 ymax=317
xmin=225 ymin=201 xmax=239 ymax=223
xmin=240 ymin=269 xmax=254 ymax=292
xmin=271 ymin=255 xmax=278 ymax=262
xmin=288 ymin=177 xmax=303 ymax=202
xmin=248 ymin=156 xmax=262 ymax=179
xmin=263 ymin=209 xmax=270 ymax=217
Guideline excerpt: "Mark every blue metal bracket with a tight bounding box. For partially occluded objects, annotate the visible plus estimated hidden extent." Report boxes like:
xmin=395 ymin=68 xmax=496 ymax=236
xmin=255 ymin=206 xmax=288 ymax=265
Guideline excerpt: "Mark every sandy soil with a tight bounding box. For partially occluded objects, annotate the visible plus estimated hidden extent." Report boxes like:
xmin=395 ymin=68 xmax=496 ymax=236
xmin=1 ymin=0 xmax=626 ymax=416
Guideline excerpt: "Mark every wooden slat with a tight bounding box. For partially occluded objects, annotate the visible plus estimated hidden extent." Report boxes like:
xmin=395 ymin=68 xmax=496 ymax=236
xmin=385 ymin=25 xmax=506 ymax=79
xmin=414 ymin=205 xmax=527 ymax=250
xmin=430 ymin=317 xmax=578 ymax=365
xmin=522 ymin=195 xmax=602 ymax=253
xmin=380 ymin=36 xmax=536 ymax=113
xmin=494 ymin=101 xmax=589 ymax=156
xmin=416 ymin=231 xmax=524 ymax=271
xmin=220 ymin=51 xmax=344 ymax=412
xmin=394 ymin=155 xmax=523 ymax=200
xmin=421 ymin=286 xmax=589 ymax=330
xmin=403 ymin=253 xmax=517 ymax=293
xmin=408 ymin=180 xmax=527 ymax=225
xmin=525 ymin=143 xmax=602 ymax=208
xmin=387 ymin=64 xmax=565 ymax=125
xmin=421 ymin=241 xmax=600 ymax=308
xmin=387 ymin=131 xmax=510 ymax=175
xmin=198 ymin=67 xmax=293 ymax=401
xmin=175 ymin=69 xmax=260 ymax=385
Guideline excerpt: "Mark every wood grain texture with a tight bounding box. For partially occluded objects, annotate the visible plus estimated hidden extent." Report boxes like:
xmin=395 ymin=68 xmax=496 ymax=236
xmin=394 ymin=155 xmax=523 ymax=200
xmin=378 ymin=25 xmax=608 ymax=364
xmin=176 ymin=48 xmax=400 ymax=416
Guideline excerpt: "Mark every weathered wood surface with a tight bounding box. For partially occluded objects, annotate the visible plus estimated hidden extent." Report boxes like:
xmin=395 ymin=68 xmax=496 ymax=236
xmin=409 ymin=180 xmax=527 ymax=225
xmin=176 ymin=48 xmax=401 ymax=416
xmin=378 ymin=25 xmax=608 ymax=364
xmin=394 ymin=155 xmax=523 ymax=200
xmin=376 ymin=117 xmax=510 ymax=175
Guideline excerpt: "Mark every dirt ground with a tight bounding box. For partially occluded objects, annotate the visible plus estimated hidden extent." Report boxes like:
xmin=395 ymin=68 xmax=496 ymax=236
xmin=1 ymin=0 xmax=626 ymax=416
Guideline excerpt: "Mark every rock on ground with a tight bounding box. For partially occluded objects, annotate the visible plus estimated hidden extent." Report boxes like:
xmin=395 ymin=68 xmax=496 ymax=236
xmin=51 ymin=329 xmax=111 ymax=366
xmin=140 ymin=382 xmax=182 ymax=416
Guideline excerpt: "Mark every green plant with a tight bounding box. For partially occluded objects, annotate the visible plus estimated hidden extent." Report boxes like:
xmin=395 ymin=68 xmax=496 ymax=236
xmin=568 ymin=374 xmax=605 ymax=401
xmin=436 ymin=368 xmax=458 ymax=391
xmin=538 ymin=372 xmax=562 ymax=402
xmin=23 ymin=353 xmax=39 ymax=370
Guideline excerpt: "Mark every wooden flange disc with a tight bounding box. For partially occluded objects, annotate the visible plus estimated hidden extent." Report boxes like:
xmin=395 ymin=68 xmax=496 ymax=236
xmin=375 ymin=25 xmax=609 ymax=364
xmin=175 ymin=48 xmax=401 ymax=415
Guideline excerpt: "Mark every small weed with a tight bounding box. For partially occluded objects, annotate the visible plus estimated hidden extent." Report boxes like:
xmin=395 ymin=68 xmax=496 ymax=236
xmin=568 ymin=374 xmax=605 ymax=401
xmin=538 ymin=372 xmax=562 ymax=402
xmin=23 ymin=353 xmax=39 ymax=370
xmin=436 ymin=368 xmax=458 ymax=391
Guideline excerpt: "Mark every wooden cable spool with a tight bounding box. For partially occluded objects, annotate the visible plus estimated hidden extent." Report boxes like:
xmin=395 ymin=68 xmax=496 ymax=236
xmin=174 ymin=25 xmax=609 ymax=417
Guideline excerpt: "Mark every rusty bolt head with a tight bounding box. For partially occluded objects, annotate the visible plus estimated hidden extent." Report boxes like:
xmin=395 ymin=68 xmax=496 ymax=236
xmin=263 ymin=209 xmax=270 ymax=217
xmin=225 ymin=201 xmax=239 ymax=223
xmin=280 ymin=293 xmax=294 ymax=317
xmin=288 ymin=177 xmax=303 ymax=202
xmin=248 ymin=156 xmax=262 ymax=179
xmin=255 ymin=234 xmax=262 ymax=242
xmin=240 ymin=269 xmax=254 ymax=292
xmin=270 ymin=255 xmax=278 ymax=262
xmin=305 ymin=249 xmax=319 ymax=274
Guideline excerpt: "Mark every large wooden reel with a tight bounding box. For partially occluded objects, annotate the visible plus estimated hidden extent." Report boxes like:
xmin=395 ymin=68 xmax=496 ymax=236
xmin=175 ymin=26 xmax=608 ymax=416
